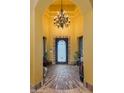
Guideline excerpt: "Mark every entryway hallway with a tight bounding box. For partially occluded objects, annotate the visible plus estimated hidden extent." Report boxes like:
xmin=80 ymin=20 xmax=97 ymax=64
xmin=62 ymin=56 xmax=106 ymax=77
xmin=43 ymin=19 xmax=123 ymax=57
xmin=31 ymin=0 xmax=93 ymax=92
xmin=36 ymin=65 xmax=91 ymax=93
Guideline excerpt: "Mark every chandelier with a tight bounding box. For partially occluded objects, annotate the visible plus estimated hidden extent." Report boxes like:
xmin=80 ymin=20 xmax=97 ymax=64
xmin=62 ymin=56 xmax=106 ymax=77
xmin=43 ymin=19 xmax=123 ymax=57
xmin=53 ymin=0 xmax=70 ymax=29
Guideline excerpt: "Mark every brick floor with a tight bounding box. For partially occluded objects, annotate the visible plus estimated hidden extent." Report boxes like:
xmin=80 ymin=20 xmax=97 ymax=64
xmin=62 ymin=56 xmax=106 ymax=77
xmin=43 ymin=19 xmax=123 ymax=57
xmin=36 ymin=65 xmax=92 ymax=93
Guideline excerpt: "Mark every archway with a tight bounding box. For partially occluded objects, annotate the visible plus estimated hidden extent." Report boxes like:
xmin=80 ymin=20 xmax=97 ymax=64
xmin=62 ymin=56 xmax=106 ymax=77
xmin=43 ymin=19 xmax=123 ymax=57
xmin=30 ymin=0 xmax=93 ymax=91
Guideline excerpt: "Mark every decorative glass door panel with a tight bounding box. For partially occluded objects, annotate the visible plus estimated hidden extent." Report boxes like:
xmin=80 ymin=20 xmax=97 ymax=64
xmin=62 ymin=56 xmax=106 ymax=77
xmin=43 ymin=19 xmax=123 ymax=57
xmin=55 ymin=38 xmax=68 ymax=64
xmin=57 ymin=40 xmax=66 ymax=62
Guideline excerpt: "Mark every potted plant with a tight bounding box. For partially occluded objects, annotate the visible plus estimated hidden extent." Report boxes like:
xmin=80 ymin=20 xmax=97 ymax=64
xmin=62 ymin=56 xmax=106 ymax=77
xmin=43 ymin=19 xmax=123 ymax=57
xmin=74 ymin=51 xmax=80 ymax=65
xmin=43 ymin=51 xmax=48 ymax=66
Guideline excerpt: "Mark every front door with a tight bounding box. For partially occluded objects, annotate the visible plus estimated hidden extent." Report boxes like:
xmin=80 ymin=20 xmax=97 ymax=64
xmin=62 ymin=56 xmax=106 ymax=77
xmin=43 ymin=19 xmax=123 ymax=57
xmin=55 ymin=38 xmax=68 ymax=64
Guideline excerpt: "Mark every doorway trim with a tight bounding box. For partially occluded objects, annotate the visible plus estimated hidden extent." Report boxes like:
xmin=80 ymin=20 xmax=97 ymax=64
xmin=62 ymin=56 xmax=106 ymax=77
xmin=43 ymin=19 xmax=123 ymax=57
xmin=55 ymin=38 xmax=68 ymax=64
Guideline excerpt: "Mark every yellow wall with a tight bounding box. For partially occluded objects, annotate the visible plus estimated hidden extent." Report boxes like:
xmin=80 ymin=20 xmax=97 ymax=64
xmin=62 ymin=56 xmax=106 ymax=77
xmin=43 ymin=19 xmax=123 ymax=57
xmin=34 ymin=6 xmax=43 ymax=85
xmin=42 ymin=13 xmax=51 ymax=60
xmin=30 ymin=5 xmax=44 ymax=86
xmin=30 ymin=9 xmax=35 ymax=86
xmin=73 ymin=12 xmax=83 ymax=51
xmin=83 ymin=10 xmax=93 ymax=85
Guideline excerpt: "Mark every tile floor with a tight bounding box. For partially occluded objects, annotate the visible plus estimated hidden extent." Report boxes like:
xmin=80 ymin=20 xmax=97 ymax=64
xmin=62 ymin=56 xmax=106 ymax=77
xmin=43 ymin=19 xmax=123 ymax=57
xmin=36 ymin=65 xmax=92 ymax=93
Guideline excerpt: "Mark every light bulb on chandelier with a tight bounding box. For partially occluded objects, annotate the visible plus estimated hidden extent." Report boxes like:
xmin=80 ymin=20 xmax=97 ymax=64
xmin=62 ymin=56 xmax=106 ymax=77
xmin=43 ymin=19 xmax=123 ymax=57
xmin=53 ymin=0 xmax=70 ymax=29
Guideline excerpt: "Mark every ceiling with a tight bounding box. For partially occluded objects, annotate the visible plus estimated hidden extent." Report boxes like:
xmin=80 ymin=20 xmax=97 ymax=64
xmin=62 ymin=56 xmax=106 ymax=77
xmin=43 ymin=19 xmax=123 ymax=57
xmin=48 ymin=0 xmax=77 ymax=12
xmin=52 ymin=0 xmax=75 ymax=5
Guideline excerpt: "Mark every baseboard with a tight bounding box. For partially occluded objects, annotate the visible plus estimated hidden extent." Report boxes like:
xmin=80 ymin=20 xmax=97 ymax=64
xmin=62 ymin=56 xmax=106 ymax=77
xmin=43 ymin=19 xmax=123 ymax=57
xmin=84 ymin=82 xmax=93 ymax=92
xmin=31 ymin=81 xmax=43 ymax=90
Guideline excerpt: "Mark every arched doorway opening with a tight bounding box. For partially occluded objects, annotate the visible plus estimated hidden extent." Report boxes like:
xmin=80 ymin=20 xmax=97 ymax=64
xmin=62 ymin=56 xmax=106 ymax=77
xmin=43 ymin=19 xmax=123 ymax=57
xmin=41 ymin=0 xmax=85 ymax=89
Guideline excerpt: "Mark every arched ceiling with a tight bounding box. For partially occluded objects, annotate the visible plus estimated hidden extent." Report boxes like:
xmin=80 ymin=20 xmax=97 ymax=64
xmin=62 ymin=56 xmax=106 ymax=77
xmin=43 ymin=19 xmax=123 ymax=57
xmin=48 ymin=4 xmax=76 ymax=12
xmin=31 ymin=0 xmax=92 ymax=16
xmin=52 ymin=0 xmax=75 ymax=5
xmin=48 ymin=0 xmax=76 ymax=11
xmin=46 ymin=0 xmax=80 ymax=16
